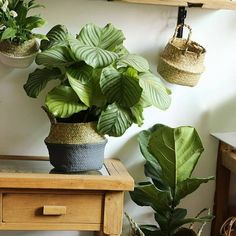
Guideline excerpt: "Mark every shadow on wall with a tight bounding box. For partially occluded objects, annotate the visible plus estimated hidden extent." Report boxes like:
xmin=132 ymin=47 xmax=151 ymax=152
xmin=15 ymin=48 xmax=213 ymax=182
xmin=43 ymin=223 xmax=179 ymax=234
xmin=208 ymin=94 xmax=236 ymax=133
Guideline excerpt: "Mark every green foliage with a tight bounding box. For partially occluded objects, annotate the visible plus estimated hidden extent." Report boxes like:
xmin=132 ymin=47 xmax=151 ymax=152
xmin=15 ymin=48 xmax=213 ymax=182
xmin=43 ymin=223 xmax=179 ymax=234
xmin=130 ymin=125 xmax=214 ymax=236
xmin=24 ymin=23 xmax=171 ymax=137
xmin=0 ymin=0 xmax=46 ymax=44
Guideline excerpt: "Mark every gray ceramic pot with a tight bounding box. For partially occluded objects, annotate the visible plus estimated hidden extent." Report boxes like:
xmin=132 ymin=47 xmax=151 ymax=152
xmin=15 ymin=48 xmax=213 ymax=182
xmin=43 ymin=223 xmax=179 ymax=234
xmin=43 ymin=108 xmax=107 ymax=173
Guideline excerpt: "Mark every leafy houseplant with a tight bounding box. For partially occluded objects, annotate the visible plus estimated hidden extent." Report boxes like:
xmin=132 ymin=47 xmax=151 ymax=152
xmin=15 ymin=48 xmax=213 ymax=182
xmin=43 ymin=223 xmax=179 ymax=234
xmin=24 ymin=23 xmax=171 ymax=172
xmin=130 ymin=124 xmax=214 ymax=236
xmin=0 ymin=0 xmax=46 ymax=67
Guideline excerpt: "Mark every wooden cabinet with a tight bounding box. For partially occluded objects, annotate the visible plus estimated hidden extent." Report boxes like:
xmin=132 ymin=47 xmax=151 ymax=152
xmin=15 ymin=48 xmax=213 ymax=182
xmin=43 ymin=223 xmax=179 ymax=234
xmin=112 ymin=0 xmax=236 ymax=10
xmin=0 ymin=157 xmax=134 ymax=235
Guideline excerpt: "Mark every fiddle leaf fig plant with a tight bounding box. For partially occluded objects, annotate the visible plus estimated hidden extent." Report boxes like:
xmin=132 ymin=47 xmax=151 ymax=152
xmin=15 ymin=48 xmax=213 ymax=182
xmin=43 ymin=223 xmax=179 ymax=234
xmin=130 ymin=124 xmax=214 ymax=236
xmin=24 ymin=23 xmax=171 ymax=137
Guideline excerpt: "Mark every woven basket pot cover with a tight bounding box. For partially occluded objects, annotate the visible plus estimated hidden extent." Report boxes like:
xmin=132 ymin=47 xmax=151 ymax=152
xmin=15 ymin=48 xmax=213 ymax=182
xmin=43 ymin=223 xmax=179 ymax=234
xmin=158 ymin=24 xmax=206 ymax=87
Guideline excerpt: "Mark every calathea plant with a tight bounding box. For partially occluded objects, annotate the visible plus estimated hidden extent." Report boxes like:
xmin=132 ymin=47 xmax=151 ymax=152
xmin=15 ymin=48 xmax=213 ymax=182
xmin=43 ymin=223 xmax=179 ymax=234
xmin=130 ymin=124 xmax=214 ymax=236
xmin=24 ymin=23 xmax=171 ymax=137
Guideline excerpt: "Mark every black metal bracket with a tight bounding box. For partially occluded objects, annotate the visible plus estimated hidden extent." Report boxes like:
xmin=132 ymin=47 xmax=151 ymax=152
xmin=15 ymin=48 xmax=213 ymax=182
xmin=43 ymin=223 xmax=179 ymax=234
xmin=177 ymin=6 xmax=187 ymax=38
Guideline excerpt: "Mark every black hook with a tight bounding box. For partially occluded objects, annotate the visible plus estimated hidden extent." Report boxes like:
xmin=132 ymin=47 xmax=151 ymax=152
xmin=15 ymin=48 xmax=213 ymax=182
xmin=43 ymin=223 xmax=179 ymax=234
xmin=177 ymin=6 xmax=187 ymax=38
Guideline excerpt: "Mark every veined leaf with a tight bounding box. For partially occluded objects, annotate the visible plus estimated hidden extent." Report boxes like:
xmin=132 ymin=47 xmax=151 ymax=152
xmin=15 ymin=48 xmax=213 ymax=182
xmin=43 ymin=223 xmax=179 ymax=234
xmin=130 ymin=102 xmax=144 ymax=126
xmin=24 ymin=68 xmax=63 ymax=98
xmin=148 ymin=125 xmax=204 ymax=189
xmin=40 ymin=25 xmax=68 ymax=51
xmin=100 ymin=66 xmax=142 ymax=107
xmin=36 ymin=46 xmax=72 ymax=67
xmin=45 ymin=85 xmax=88 ymax=118
xmin=97 ymin=103 xmax=132 ymax=137
xmin=130 ymin=182 xmax=171 ymax=213
xmin=1 ymin=28 xmax=17 ymax=40
xmin=139 ymin=72 xmax=171 ymax=110
xmin=24 ymin=16 xmax=46 ymax=30
xmin=175 ymin=177 xmax=214 ymax=204
xmin=117 ymin=54 xmax=149 ymax=72
xmin=77 ymin=23 xmax=125 ymax=51
xmin=69 ymin=36 xmax=119 ymax=69
xmin=66 ymin=65 xmax=93 ymax=107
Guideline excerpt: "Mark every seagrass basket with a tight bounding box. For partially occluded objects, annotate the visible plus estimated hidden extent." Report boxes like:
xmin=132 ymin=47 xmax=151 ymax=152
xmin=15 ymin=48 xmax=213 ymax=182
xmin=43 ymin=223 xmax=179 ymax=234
xmin=220 ymin=217 xmax=236 ymax=236
xmin=158 ymin=24 xmax=206 ymax=87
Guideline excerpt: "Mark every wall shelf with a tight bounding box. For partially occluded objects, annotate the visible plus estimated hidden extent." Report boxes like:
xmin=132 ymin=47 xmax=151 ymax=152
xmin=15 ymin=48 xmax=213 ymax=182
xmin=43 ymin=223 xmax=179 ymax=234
xmin=113 ymin=0 xmax=236 ymax=10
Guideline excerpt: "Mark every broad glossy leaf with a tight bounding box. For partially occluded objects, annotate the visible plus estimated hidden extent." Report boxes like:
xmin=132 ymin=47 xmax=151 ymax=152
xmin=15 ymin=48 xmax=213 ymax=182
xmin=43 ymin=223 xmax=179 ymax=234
xmin=36 ymin=46 xmax=72 ymax=67
xmin=139 ymin=72 xmax=171 ymax=110
xmin=97 ymin=103 xmax=132 ymax=137
xmin=69 ymin=36 xmax=119 ymax=69
xmin=77 ymin=23 xmax=125 ymax=51
xmin=24 ymin=68 xmax=63 ymax=98
xmin=66 ymin=66 xmax=93 ymax=107
xmin=1 ymin=28 xmax=16 ymax=40
xmin=40 ymin=25 xmax=68 ymax=51
xmin=148 ymin=125 xmax=204 ymax=190
xmin=117 ymin=54 xmax=149 ymax=72
xmin=140 ymin=225 xmax=162 ymax=236
xmin=24 ymin=16 xmax=46 ymax=30
xmin=100 ymin=66 xmax=142 ymax=107
xmin=130 ymin=181 xmax=171 ymax=213
xmin=175 ymin=177 xmax=214 ymax=203
xmin=45 ymin=85 xmax=88 ymax=118
xmin=154 ymin=212 xmax=169 ymax=233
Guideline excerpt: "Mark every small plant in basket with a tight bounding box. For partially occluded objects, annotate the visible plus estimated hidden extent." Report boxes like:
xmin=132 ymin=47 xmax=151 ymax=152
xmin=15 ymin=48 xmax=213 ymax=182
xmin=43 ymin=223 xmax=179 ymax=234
xmin=0 ymin=0 xmax=46 ymax=67
xmin=129 ymin=124 xmax=214 ymax=236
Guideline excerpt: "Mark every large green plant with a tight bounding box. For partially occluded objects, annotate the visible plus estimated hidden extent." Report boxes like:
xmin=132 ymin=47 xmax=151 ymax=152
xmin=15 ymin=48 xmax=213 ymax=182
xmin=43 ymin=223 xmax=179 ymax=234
xmin=0 ymin=0 xmax=46 ymax=44
xmin=24 ymin=23 xmax=171 ymax=137
xmin=130 ymin=124 xmax=214 ymax=236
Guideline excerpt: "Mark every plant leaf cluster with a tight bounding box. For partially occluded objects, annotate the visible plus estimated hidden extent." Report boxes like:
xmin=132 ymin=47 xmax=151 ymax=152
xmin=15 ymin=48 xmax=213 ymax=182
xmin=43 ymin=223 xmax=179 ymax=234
xmin=130 ymin=124 xmax=214 ymax=235
xmin=0 ymin=0 xmax=46 ymax=43
xmin=24 ymin=23 xmax=172 ymax=137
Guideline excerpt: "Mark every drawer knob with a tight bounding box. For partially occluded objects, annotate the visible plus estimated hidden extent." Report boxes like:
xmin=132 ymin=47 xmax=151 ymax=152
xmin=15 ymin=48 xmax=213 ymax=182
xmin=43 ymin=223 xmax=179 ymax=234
xmin=43 ymin=205 xmax=66 ymax=216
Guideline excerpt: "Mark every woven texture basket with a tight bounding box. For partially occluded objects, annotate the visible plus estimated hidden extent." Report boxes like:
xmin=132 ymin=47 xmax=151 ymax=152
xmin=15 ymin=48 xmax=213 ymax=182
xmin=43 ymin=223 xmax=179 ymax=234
xmin=158 ymin=24 xmax=206 ymax=87
xmin=220 ymin=217 xmax=236 ymax=236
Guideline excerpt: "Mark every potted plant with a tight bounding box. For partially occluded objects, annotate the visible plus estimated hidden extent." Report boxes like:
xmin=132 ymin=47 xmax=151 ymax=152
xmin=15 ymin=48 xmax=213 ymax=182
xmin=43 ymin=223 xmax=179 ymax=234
xmin=129 ymin=124 xmax=214 ymax=236
xmin=24 ymin=23 xmax=172 ymax=173
xmin=0 ymin=0 xmax=46 ymax=68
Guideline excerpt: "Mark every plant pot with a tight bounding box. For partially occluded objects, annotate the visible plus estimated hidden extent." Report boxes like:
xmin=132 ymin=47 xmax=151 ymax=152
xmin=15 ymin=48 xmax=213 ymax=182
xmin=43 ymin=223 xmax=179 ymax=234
xmin=44 ymin=112 xmax=107 ymax=173
xmin=174 ymin=228 xmax=197 ymax=236
xmin=0 ymin=39 xmax=39 ymax=68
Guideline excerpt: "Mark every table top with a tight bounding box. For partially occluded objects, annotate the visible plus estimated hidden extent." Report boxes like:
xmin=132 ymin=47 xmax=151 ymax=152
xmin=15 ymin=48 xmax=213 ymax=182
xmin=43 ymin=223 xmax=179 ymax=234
xmin=211 ymin=132 xmax=236 ymax=149
xmin=0 ymin=156 xmax=134 ymax=191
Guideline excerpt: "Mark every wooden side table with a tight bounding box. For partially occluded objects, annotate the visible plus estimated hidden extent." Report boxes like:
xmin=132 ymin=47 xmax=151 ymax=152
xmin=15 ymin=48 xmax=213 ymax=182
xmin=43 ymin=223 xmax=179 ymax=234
xmin=0 ymin=156 xmax=134 ymax=236
xmin=211 ymin=133 xmax=236 ymax=236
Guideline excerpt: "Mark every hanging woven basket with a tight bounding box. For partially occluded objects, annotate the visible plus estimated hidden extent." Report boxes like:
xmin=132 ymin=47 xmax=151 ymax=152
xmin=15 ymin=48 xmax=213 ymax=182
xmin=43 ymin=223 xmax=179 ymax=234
xmin=158 ymin=24 xmax=206 ymax=87
xmin=220 ymin=217 xmax=236 ymax=236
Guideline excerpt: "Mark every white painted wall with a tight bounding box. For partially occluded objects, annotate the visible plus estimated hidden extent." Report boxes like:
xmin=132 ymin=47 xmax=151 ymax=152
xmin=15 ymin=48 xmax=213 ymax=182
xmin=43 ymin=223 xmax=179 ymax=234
xmin=0 ymin=0 xmax=236 ymax=235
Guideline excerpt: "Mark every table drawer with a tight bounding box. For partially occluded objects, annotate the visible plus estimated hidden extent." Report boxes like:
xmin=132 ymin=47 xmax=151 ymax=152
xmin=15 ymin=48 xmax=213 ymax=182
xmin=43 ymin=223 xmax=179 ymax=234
xmin=3 ymin=193 xmax=103 ymax=223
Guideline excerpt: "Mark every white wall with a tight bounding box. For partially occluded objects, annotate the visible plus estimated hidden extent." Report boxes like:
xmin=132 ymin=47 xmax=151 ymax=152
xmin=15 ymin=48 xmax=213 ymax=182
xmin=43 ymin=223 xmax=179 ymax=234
xmin=1 ymin=0 xmax=236 ymax=235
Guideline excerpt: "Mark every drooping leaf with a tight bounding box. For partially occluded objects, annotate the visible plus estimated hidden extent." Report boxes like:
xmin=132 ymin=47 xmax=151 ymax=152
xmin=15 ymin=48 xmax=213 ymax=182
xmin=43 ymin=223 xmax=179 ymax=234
xmin=24 ymin=68 xmax=63 ymax=98
xmin=117 ymin=54 xmax=149 ymax=72
xmin=66 ymin=65 xmax=93 ymax=107
xmin=24 ymin=16 xmax=46 ymax=30
xmin=148 ymin=125 xmax=204 ymax=190
xmin=100 ymin=66 xmax=142 ymax=107
xmin=36 ymin=46 xmax=73 ymax=67
xmin=175 ymin=177 xmax=214 ymax=204
xmin=154 ymin=212 xmax=169 ymax=233
xmin=97 ymin=103 xmax=132 ymax=137
xmin=45 ymin=85 xmax=88 ymax=118
xmin=130 ymin=181 xmax=171 ymax=213
xmin=139 ymin=72 xmax=171 ymax=110
xmin=1 ymin=27 xmax=17 ymax=40
xmin=130 ymin=102 xmax=144 ymax=126
xmin=40 ymin=25 xmax=68 ymax=51
xmin=140 ymin=225 xmax=162 ymax=236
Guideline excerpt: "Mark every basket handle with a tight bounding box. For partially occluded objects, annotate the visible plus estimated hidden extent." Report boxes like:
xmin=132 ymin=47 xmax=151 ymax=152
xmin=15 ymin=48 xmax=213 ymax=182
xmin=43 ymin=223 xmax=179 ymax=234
xmin=220 ymin=217 xmax=236 ymax=236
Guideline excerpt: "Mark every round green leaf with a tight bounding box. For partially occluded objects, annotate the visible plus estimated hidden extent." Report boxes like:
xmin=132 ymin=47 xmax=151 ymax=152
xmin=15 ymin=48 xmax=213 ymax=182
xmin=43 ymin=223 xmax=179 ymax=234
xmin=45 ymin=85 xmax=88 ymax=118
xmin=100 ymin=66 xmax=142 ymax=107
xmin=97 ymin=103 xmax=132 ymax=137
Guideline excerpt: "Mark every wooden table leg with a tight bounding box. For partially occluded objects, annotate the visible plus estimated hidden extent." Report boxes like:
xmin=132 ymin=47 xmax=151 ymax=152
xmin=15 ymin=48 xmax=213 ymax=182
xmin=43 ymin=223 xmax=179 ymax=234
xmin=211 ymin=142 xmax=231 ymax=236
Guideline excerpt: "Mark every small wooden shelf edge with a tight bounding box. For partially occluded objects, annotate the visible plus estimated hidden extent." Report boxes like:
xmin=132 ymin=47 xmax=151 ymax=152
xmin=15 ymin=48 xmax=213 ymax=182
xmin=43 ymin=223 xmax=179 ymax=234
xmin=112 ymin=0 xmax=236 ymax=10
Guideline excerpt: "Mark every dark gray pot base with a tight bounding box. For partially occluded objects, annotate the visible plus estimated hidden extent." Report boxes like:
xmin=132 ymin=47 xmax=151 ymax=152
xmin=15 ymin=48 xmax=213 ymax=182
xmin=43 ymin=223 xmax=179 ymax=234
xmin=45 ymin=140 xmax=107 ymax=173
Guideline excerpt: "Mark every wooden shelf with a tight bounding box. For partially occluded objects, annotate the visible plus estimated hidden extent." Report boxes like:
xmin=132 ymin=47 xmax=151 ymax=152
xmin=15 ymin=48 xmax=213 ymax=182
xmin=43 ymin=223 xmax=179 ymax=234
xmin=113 ymin=0 xmax=236 ymax=10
